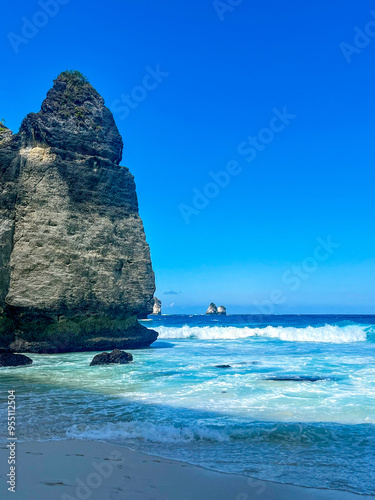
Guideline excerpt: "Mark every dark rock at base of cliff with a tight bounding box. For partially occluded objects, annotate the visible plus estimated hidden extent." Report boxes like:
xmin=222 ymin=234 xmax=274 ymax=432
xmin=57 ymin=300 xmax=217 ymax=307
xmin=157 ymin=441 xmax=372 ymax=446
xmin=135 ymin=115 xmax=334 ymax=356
xmin=8 ymin=316 xmax=158 ymax=354
xmin=90 ymin=349 xmax=133 ymax=366
xmin=0 ymin=353 xmax=33 ymax=367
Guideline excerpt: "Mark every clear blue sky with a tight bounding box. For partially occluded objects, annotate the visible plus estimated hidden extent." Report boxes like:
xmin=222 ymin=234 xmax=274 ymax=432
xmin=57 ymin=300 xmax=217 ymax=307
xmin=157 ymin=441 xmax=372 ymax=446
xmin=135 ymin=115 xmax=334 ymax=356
xmin=2 ymin=0 xmax=375 ymax=314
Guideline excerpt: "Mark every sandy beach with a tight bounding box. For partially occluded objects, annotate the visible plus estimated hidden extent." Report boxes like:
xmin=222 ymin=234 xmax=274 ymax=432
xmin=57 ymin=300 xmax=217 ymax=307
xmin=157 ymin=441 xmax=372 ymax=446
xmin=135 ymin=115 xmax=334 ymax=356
xmin=0 ymin=440 xmax=373 ymax=500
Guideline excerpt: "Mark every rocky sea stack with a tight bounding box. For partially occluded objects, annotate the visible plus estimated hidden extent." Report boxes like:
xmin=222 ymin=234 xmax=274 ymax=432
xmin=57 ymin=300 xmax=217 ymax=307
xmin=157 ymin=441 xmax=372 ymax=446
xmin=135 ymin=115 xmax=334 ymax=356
xmin=152 ymin=297 xmax=162 ymax=315
xmin=206 ymin=303 xmax=227 ymax=315
xmin=206 ymin=303 xmax=218 ymax=315
xmin=217 ymin=306 xmax=226 ymax=315
xmin=0 ymin=71 xmax=157 ymax=353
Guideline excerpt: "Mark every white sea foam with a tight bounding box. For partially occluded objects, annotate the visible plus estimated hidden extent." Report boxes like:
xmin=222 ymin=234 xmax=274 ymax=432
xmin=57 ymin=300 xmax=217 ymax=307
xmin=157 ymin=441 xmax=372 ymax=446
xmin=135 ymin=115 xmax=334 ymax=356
xmin=155 ymin=324 xmax=368 ymax=343
xmin=66 ymin=421 xmax=230 ymax=443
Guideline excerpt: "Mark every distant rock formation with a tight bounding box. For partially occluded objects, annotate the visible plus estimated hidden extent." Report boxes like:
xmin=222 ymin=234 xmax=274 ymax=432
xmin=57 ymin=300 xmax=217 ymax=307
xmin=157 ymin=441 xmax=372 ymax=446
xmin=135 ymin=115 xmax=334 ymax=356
xmin=152 ymin=297 xmax=162 ymax=315
xmin=206 ymin=303 xmax=218 ymax=315
xmin=0 ymin=71 xmax=157 ymax=353
xmin=90 ymin=349 xmax=133 ymax=366
xmin=206 ymin=303 xmax=227 ymax=315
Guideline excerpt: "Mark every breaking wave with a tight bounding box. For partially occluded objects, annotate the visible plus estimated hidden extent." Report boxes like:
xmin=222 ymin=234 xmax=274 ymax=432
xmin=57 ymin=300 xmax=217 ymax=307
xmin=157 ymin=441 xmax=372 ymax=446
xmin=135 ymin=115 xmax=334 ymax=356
xmin=65 ymin=420 xmax=374 ymax=450
xmin=155 ymin=324 xmax=370 ymax=343
xmin=66 ymin=421 xmax=230 ymax=443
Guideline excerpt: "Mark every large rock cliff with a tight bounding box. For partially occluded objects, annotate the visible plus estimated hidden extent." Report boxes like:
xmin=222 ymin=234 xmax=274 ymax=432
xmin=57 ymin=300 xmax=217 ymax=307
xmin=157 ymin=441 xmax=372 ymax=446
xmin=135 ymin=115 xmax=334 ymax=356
xmin=0 ymin=71 xmax=157 ymax=353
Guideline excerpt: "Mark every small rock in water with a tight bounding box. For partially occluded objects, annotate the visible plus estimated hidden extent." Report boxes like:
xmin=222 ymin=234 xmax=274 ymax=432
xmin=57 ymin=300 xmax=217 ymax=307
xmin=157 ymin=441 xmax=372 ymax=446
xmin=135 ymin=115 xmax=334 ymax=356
xmin=90 ymin=349 xmax=133 ymax=366
xmin=265 ymin=375 xmax=329 ymax=382
xmin=215 ymin=364 xmax=232 ymax=369
xmin=217 ymin=306 xmax=227 ymax=315
xmin=0 ymin=353 xmax=33 ymax=367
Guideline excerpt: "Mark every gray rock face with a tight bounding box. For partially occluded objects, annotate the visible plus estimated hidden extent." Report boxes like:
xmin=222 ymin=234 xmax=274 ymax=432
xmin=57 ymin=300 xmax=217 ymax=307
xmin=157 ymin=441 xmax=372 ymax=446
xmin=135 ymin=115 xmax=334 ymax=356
xmin=0 ymin=71 xmax=157 ymax=353
xmin=90 ymin=349 xmax=133 ymax=366
xmin=0 ymin=352 xmax=33 ymax=367
xmin=217 ymin=306 xmax=227 ymax=315
xmin=152 ymin=297 xmax=162 ymax=315
xmin=206 ymin=302 xmax=218 ymax=315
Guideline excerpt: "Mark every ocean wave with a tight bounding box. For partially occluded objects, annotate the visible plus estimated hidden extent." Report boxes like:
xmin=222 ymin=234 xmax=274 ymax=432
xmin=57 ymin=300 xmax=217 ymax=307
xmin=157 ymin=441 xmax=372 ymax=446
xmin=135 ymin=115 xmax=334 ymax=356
xmin=65 ymin=420 xmax=375 ymax=495
xmin=66 ymin=421 xmax=230 ymax=443
xmin=65 ymin=420 xmax=374 ymax=450
xmin=155 ymin=324 xmax=369 ymax=343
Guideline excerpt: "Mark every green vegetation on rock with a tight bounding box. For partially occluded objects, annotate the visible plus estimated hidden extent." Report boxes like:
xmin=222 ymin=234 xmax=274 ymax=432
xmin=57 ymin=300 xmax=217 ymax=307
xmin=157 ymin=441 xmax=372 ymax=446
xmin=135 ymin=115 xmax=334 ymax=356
xmin=53 ymin=71 xmax=94 ymax=121
xmin=0 ymin=118 xmax=7 ymax=133
xmin=74 ymin=106 xmax=87 ymax=121
xmin=55 ymin=70 xmax=89 ymax=85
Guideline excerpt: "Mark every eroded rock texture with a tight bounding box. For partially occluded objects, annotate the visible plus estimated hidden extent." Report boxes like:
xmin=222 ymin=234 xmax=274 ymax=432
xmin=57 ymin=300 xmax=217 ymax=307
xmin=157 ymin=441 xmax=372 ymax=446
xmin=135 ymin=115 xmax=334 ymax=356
xmin=0 ymin=71 xmax=157 ymax=352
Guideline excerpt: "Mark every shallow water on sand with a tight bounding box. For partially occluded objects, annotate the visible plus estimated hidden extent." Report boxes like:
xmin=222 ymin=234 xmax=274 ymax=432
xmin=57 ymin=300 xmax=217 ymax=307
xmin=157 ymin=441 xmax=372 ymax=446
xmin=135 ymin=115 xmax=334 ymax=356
xmin=1 ymin=315 xmax=374 ymax=494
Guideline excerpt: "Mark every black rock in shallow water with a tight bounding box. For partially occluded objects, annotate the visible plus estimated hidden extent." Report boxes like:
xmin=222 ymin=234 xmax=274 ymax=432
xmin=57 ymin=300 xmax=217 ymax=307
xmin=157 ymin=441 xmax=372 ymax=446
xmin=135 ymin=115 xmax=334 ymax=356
xmin=90 ymin=349 xmax=133 ymax=366
xmin=265 ymin=375 xmax=330 ymax=382
xmin=214 ymin=361 xmax=258 ymax=369
xmin=0 ymin=353 xmax=33 ymax=367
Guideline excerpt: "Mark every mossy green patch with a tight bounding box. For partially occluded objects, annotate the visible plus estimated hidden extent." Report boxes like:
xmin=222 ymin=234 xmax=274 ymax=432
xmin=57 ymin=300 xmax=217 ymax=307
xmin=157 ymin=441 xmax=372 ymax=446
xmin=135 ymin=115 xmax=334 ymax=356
xmin=74 ymin=106 xmax=87 ymax=121
xmin=16 ymin=315 xmax=139 ymax=345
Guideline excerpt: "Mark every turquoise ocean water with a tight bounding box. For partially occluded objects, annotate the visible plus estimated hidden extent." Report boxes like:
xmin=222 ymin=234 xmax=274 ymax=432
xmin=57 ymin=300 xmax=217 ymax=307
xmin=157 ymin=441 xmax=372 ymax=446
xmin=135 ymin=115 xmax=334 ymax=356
xmin=1 ymin=315 xmax=374 ymax=494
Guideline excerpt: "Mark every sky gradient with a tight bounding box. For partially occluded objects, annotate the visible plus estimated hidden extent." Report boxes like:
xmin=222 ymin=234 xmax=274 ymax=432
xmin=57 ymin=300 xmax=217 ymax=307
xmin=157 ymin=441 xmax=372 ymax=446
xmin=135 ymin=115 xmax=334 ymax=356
xmin=1 ymin=0 xmax=375 ymax=314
